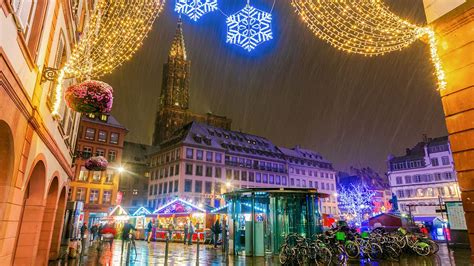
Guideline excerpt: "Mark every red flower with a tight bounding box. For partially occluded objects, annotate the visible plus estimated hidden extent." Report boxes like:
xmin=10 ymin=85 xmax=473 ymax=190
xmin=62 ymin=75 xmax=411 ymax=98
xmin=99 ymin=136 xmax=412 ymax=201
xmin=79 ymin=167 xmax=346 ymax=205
xmin=65 ymin=80 xmax=114 ymax=114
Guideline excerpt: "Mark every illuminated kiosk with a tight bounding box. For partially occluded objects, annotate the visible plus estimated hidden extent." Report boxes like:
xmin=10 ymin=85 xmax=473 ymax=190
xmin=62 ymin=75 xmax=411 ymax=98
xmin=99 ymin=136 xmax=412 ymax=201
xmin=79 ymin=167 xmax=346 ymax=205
xmin=152 ymin=198 xmax=211 ymax=242
xmin=223 ymin=188 xmax=327 ymax=256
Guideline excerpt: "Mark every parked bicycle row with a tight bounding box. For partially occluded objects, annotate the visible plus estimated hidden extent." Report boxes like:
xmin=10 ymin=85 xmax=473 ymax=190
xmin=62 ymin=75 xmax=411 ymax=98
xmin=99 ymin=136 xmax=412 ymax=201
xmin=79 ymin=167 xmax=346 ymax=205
xmin=279 ymin=227 xmax=439 ymax=265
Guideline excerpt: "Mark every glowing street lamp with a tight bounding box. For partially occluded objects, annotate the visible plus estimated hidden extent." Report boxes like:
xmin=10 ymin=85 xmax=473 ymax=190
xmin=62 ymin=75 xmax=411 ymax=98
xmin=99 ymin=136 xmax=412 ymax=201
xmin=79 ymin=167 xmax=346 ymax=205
xmin=117 ymin=166 xmax=125 ymax=173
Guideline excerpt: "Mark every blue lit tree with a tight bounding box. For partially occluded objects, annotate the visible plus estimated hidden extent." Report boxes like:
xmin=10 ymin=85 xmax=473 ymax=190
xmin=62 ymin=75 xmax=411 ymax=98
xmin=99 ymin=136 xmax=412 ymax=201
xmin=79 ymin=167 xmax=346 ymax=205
xmin=337 ymin=184 xmax=376 ymax=226
xmin=226 ymin=3 xmax=273 ymax=52
xmin=175 ymin=0 xmax=218 ymax=21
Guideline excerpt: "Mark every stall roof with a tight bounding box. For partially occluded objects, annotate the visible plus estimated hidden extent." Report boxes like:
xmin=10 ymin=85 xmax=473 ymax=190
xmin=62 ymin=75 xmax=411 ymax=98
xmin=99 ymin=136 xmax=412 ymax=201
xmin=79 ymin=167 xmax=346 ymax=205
xmin=414 ymin=216 xmax=443 ymax=223
xmin=131 ymin=206 xmax=152 ymax=216
xmin=153 ymin=198 xmax=207 ymax=215
xmin=109 ymin=205 xmax=128 ymax=216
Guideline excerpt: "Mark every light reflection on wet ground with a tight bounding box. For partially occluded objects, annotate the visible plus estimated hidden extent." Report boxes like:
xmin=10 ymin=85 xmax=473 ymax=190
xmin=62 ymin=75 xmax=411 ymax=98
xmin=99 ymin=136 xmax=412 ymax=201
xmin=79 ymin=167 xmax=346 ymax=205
xmin=51 ymin=240 xmax=471 ymax=265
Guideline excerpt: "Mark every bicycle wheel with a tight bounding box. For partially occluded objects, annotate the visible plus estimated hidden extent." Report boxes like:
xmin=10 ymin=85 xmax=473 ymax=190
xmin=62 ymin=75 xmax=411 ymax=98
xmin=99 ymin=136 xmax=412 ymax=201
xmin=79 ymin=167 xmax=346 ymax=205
xmin=414 ymin=242 xmax=431 ymax=256
xmin=368 ymin=243 xmax=383 ymax=260
xmin=279 ymin=246 xmax=289 ymax=265
xmin=384 ymin=245 xmax=400 ymax=261
xmin=345 ymin=241 xmax=359 ymax=259
xmin=317 ymin=246 xmax=332 ymax=265
xmin=428 ymin=240 xmax=439 ymax=254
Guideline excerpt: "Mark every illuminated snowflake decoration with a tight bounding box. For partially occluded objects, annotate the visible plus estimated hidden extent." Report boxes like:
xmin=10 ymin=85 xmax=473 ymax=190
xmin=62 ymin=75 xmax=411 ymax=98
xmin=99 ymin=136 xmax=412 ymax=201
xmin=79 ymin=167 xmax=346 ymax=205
xmin=175 ymin=0 xmax=218 ymax=21
xmin=226 ymin=4 xmax=273 ymax=52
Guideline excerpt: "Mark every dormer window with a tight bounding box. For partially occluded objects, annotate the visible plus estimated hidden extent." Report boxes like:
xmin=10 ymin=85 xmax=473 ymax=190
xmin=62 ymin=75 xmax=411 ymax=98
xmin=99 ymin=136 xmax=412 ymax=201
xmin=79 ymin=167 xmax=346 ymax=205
xmin=100 ymin=114 xmax=108 ymax=122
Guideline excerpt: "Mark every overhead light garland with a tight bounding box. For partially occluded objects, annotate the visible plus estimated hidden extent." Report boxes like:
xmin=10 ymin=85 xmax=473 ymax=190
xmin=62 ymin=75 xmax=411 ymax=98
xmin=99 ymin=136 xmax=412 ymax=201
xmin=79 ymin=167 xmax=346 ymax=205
xmin=52 ymin=0 xmax=165 ymax=115
xmin=291 ymin=0 xmax=446 ymax=91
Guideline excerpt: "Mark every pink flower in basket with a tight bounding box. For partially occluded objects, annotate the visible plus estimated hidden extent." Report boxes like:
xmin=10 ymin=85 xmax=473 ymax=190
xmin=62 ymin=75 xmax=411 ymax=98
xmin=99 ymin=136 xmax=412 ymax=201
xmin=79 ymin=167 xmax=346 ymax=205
xmin=65 ymin=80 xmax=114 ymax=114
xmin=85 ymin=156 xmax=108 ymax=171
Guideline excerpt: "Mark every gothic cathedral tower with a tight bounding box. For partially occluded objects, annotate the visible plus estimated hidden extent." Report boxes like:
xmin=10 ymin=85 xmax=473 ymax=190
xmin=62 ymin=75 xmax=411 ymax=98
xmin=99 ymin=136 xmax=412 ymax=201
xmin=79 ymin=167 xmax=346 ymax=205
xmin=153 ymin=20 xmax=231 ymax=146
xmin=153 ymin=19 xmax=191 ymax=145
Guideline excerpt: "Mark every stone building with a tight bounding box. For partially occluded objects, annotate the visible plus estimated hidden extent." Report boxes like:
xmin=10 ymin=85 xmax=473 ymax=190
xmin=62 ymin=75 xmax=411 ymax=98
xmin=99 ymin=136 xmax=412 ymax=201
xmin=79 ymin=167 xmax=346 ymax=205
xmin=0 ymin=0 xmax=89 ymax=263
xmin=70 ymin=114 xmax=128 ymax=225
xmin=422 ymin=0 xmax=474 ymax=260
xmin=148 ymin=121 xmax=338 ymax=216
xmin=387 ymin=136 xmax=461 ymax=218
xmin=119 ymin=141 xmax=154 ymax=208
xmin=153 ymin=20 xmax=231 ymax=146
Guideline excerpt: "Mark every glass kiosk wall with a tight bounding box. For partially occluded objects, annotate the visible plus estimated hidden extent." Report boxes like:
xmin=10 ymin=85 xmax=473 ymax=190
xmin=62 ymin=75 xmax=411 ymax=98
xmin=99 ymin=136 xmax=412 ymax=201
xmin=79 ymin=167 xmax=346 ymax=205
xmin=224 ymin=188 xmax=325 ymax=256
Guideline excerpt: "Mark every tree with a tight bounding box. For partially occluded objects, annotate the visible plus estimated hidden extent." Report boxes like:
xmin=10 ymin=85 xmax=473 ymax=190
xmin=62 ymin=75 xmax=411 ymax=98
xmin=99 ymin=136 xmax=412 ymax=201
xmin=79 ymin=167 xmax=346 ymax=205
xmin=337 ymin=184 xmax=376 ymax=226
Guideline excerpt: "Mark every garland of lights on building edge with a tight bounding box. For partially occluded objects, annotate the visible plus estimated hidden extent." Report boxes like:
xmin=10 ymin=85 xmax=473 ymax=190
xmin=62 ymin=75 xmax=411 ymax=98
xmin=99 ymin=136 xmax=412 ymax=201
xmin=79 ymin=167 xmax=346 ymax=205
xmin=291 ymin=0 xmax=446 ymax=91
xmin=52 ymin=0 xmax=165 ymax=115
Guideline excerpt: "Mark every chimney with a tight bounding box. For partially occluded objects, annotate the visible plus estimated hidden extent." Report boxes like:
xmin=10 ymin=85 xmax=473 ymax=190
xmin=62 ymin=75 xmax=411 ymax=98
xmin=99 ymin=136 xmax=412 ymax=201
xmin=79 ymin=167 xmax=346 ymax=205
xmin=406 ymin=148 xmax=411 ymax=155
xmin=422 ymin=134 xmax=428 ymax=143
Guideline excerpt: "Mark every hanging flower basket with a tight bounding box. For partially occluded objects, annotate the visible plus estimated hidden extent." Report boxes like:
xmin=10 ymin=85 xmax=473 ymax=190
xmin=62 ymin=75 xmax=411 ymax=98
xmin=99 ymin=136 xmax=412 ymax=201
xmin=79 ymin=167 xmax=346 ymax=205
xmin=85 ymin=156 xmax=108 ymax=171
xmin=65 ymin=80 xmax=113 ymax=114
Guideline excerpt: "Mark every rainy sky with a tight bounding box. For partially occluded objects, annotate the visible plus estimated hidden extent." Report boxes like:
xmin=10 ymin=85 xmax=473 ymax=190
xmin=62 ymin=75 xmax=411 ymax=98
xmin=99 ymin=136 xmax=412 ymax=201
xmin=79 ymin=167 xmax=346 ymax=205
xmin=105 ymin=0 xmax=447 ymax=174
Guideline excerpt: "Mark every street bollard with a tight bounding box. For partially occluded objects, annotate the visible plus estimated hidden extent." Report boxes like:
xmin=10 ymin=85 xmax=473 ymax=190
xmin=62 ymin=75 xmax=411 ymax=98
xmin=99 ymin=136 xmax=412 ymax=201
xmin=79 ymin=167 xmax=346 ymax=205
xmin=195 ymin=237 xmax=200 ymax=266
xmin=125 ymin=240 xmax=131 ymax=266
xmin=164 ymin=237 xmax=169 ymax=265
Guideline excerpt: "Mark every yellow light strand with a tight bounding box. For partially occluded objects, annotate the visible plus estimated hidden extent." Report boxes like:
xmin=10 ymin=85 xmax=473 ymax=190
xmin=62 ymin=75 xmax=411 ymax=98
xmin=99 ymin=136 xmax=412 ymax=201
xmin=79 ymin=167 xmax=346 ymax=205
xmin=52 ymin=0 xmax=165 ymax=116
xmin=292 ymin=0 xmax=446 ymax=91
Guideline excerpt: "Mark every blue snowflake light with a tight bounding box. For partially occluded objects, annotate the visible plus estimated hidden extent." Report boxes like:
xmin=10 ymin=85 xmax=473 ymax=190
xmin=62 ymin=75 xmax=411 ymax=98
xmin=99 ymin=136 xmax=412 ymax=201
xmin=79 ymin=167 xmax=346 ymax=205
xmin=175 ymin=0 xmax=218 ymax=21
xmin=226 ymin=4 xmax=273 ymax=52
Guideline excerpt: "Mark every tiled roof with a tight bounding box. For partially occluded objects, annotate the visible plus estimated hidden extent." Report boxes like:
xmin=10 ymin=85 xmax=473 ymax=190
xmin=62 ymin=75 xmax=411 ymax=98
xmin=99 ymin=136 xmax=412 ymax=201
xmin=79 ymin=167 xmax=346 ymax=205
xmin=82 ymin=115 xmax=128 ymax=130
xmin=160 ymin=121 xmax=332 ymax=166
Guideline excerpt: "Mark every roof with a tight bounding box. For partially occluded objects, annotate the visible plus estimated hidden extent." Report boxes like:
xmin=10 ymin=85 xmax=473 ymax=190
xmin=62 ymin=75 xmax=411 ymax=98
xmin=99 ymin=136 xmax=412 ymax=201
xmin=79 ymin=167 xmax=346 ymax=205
xmin=159 ymin=121 xmax=333 ymax=168
xmin=223 ymin=187 xmax=330 ymax=198
xmin=414 ymin=216 xmax=443 ymax=223
xmin=82 ymin=114 xmax=128 ymax=131
xmin=389 ymin=135 xmax=449 ymax=163
xmin=161 ymin=121 xmax=285 ymax=161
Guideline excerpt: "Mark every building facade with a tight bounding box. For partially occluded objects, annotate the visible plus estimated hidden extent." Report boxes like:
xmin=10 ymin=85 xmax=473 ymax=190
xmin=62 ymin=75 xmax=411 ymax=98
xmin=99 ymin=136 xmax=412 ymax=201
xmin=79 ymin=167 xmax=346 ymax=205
xmin=119 ymin=141 xmax=154 ymax=208
xmin=153 ymin=20 xmax=231 ymax=146
xmin=0 ymin=0 xmax=89 ymax=263
xmin=70 ymin=114 xmax=128 ymax=225
xmin=147 ymin=121 xmax=338 ymax=216
xmin=387 ymin=136 xmax=461 ymax=218
xmin=422 ymin=1 xmax=474 ymax=260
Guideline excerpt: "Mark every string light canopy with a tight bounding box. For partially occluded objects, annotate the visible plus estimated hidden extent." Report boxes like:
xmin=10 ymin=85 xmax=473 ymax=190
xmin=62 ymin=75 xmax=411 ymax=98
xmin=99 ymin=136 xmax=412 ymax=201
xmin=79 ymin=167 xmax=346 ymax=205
xmin=291 ymin=0 xmax=446 ymax=91
xmin=52 ymin=0 xmax=165 ymax=115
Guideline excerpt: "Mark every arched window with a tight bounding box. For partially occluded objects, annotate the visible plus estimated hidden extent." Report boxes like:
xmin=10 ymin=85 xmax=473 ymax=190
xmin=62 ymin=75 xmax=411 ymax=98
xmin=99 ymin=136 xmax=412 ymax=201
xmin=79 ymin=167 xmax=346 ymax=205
xmin=11 ymin=0 xmax=37 ymax=35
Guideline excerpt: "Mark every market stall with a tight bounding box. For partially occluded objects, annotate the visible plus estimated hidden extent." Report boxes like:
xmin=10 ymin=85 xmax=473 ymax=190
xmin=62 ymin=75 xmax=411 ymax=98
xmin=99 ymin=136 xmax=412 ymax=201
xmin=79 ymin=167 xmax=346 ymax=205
xmin=104 ymin=205 xmax=130 ymax=239
xmin=152 ymin=198 xmax=211 ymax=243
xmin=130 ymin=206 xmax=153 ymax=240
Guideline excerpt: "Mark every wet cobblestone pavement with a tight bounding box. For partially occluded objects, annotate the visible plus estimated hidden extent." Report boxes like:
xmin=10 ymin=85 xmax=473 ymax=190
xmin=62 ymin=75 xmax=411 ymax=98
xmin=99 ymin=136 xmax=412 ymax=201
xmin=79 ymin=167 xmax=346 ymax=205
xmin=52 ymin=240 xmax=472 ymax=265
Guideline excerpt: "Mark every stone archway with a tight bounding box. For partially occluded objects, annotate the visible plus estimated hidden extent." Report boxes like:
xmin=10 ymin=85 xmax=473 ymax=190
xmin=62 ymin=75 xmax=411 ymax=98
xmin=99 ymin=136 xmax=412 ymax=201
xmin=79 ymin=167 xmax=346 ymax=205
xmin=48 ymin=185 xmax=67 ymax=260
xmin=0 ymin=121 xmax=15 ymax=264
xmin=13 ymin=161 xmax=47 ymax=265
xmin=0 ymin=120 xmax=14 ymax=185
xmin=36 ymin=176 xmax=59 ymax=264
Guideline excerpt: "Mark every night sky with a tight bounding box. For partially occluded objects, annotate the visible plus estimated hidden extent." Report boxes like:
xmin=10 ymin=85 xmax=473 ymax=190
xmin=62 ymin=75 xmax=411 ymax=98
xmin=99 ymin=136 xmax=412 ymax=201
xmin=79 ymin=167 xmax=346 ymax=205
xmin=104 ymin=0 xmax=447 ymax=174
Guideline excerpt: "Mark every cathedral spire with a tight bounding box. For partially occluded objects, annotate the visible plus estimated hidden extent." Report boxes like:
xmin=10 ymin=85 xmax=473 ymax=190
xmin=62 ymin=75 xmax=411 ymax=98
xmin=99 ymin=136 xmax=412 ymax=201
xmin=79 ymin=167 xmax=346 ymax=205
xmin=169 ymin=18 xmax=187 ymax=60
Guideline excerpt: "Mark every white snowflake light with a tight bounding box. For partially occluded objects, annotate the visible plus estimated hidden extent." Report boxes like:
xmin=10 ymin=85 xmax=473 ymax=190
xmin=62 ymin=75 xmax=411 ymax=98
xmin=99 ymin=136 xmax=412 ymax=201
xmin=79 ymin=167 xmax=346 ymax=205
xmin=175 ymin=0 xmax=218 ymax=21
xmin=226 ymin=4 xmax=273 ymax=52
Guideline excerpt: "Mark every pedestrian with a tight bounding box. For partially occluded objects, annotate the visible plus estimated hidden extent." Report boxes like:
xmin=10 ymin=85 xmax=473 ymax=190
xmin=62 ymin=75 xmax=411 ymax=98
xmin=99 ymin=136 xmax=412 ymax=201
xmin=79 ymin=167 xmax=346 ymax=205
xmin=188 ymin=222 xmax=195 ymax=245
xmin=210 ymin=220 xmax=222 ymax=248
xmin=121 ymin=220 xmax=137 ymax=255
xmin=146 ymin=220 xmax=153 ymax=243
xmin=90 ymin=224 xmax=98 ymax=242
xmin=183 ymin=220 xmax=189 ymax=245
xmin=80 ymin=222 xmax=88 ymax=240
